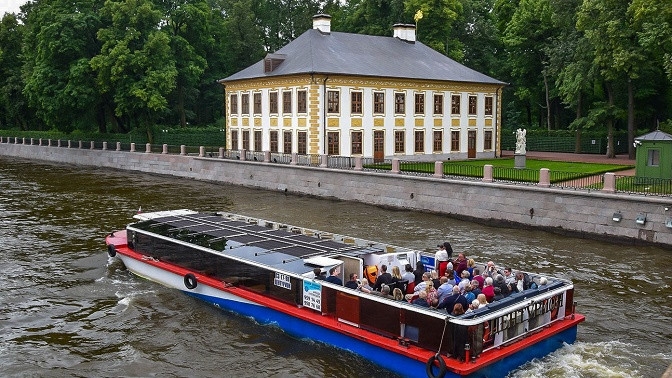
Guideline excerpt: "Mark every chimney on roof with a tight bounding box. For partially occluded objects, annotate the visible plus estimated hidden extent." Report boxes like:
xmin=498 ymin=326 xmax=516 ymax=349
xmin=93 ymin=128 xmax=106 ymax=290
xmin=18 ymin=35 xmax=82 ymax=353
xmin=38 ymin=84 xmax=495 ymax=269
xmin=313 ymin=14 xmax=331 ymax=34
xmin=393 ymin=23 xmax=416 ymax=43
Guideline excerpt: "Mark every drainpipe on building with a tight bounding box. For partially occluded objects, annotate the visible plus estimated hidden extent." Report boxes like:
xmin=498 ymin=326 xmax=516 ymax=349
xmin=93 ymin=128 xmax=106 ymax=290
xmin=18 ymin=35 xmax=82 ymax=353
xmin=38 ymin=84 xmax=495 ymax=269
xmin=322 ymin=76 xmax=329 ymax=155
xmin=495 ymin=86 xmax=502 ymax=158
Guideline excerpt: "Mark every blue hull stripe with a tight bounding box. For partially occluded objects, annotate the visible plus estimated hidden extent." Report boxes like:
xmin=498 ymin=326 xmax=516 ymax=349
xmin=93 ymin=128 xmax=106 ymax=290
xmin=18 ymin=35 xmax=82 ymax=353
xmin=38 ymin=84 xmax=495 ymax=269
xmin=186 ymin=291 xmax=578 ymax=378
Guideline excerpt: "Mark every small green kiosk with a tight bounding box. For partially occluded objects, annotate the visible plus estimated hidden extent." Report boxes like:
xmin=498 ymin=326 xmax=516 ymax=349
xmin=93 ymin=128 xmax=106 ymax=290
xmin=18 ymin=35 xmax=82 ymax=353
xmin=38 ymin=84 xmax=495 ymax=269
xmin=634 ymin=130 xmax=672 ymax=179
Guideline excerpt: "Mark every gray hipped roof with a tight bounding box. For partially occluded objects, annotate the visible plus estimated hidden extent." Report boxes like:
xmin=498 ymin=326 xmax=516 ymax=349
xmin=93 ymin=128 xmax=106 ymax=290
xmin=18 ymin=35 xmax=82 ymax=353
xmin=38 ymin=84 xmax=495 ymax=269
xmin=221 ymin=29 xmax=505 ymax=85
xmin=635 ymin=130 xmax=672 ymax=142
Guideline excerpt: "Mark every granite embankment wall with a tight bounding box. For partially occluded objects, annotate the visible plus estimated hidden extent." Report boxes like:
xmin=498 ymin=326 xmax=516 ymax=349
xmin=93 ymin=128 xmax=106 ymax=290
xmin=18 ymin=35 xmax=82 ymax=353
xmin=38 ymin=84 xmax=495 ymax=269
xmin=2 ymin=139 xmax=671 ymax=248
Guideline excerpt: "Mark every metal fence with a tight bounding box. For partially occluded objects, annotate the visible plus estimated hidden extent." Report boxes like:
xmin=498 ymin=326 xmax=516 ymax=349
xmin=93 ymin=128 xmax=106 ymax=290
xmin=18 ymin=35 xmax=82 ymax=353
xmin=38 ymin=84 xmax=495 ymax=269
xmin=614 ymin=175 xmax=672 ymax=196
xmin=4 ymin=137 xmax=669 ymax=196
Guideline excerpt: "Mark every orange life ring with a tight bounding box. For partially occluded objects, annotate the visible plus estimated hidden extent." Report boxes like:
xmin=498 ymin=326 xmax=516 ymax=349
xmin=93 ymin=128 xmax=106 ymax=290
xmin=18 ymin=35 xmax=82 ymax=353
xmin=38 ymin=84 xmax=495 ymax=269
xmin=483 ymin=321 xmax=491 ymax=343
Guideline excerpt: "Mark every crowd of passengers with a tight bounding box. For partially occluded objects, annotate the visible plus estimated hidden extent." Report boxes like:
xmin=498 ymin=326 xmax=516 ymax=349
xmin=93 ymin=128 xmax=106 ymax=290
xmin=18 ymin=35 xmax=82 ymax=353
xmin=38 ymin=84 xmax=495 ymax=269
xmin=326 ymin=242 xmax=548 ymax=316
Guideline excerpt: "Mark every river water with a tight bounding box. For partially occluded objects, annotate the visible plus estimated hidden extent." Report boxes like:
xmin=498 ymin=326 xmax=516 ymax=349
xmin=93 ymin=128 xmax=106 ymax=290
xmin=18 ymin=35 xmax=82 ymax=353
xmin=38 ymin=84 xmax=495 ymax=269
xmin=0 ymin=155 xmax=670 ymax=378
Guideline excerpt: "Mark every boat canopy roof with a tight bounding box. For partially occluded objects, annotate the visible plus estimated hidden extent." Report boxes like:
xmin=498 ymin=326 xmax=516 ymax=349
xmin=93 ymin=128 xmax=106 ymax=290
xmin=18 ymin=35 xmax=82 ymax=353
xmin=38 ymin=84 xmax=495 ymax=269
xmin=129 ymin=212 xmax=384 ymax=276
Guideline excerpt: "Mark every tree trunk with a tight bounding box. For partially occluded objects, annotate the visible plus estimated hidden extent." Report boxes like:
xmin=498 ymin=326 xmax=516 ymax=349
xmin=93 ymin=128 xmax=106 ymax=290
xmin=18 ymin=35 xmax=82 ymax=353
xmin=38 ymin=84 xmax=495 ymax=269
xmin=543 ymin=72 xmax=551 ymax=131
xmin=627 ymin=78 xmax=635 ymax=159
xmin=606 ymin=82 xmax=615 ymax=158
xmin=178 ymin=83 xmax=186 ymax=128
xmin=574 ymin=92 xmax=583 ymax=154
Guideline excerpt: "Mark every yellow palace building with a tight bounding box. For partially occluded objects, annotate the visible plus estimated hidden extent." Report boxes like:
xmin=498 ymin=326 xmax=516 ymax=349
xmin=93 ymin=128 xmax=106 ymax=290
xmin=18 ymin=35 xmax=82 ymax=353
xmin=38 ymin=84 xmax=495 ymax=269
xmin=219 ymin=14 xmax=506 ymax=161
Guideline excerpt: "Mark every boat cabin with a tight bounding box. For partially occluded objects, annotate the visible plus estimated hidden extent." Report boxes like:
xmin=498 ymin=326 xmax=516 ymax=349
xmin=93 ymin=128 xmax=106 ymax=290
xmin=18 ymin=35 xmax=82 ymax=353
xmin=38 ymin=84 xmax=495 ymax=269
xmin=125 ymin=211 xmax=575 ymax=361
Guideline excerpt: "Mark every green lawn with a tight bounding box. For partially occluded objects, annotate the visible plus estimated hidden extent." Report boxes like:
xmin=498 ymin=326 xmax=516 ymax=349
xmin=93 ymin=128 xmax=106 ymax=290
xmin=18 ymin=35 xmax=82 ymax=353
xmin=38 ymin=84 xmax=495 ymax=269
xmin=444 ymin=158 xmax=634 ymax=174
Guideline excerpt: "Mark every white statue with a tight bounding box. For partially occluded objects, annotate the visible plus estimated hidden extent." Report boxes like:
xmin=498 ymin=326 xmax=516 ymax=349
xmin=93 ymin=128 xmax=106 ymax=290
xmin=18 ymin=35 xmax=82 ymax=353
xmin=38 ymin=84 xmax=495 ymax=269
xmin=515 ymin=128 xmax=526 ymax=155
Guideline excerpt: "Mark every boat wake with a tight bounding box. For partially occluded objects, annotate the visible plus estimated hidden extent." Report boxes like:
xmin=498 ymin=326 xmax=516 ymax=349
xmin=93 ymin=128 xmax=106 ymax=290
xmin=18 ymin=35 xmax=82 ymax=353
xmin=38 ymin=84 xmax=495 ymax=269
xmin=509 ymin=339 xmax=670 ymax=378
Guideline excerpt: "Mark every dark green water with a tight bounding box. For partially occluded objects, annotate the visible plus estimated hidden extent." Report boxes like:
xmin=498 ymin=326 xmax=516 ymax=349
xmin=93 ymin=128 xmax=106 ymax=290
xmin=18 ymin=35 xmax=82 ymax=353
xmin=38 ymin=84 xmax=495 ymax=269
xmin=0 ymin=155 xmax=670 ymax=377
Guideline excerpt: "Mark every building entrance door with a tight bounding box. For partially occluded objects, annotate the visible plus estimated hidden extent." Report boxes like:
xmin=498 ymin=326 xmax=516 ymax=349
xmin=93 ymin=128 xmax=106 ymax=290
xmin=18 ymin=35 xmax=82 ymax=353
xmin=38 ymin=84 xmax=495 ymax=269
xmin=374 ymin=131 xmax=384 ymax=163
xmin=468 ymin=130 xmax=476 ymax=158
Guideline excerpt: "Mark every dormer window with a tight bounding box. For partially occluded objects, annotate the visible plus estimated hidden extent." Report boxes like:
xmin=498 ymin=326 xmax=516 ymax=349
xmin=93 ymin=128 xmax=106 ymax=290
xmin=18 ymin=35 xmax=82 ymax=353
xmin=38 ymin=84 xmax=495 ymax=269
xmin=264 ymin=53 xmax=286 ymax=73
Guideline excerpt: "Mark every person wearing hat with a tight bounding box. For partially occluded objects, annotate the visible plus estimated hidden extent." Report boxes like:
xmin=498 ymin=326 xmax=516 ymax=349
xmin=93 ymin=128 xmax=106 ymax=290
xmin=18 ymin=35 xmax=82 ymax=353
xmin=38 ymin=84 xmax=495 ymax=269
xmin=435 ymin=242 xmax=451 ymax=277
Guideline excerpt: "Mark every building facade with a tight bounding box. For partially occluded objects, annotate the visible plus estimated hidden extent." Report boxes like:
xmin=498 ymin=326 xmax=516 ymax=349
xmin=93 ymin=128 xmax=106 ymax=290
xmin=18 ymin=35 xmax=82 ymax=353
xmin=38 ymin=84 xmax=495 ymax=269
xmin=220 ymin=15 xmax=506 ymax=161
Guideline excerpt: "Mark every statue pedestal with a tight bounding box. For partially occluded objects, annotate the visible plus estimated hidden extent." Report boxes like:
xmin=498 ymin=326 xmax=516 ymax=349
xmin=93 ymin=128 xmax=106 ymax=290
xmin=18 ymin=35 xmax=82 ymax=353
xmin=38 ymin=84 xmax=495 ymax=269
xmin=514 ymin=154 xmax=526 ymax=169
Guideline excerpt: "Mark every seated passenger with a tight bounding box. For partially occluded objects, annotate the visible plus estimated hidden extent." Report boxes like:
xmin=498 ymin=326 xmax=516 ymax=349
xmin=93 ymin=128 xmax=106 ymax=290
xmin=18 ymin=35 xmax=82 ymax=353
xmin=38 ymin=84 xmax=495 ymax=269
xmin=430 ymin=270 xmax=441 ymax=289
xmin=481 ymin=277 xmax=495 ymax=302
xmin=451 ymin=303 xmax=465 ymax=316
xmin=466 ymin=299 xmax=481 ymax=313
xmin=372 ymin=264 xmax=393 ymax=291
xmin=463 ymin=284 xmax=475 ymax=304
xmin=325 ymin=266 xmax=343 ymax=285
xmin=477 ymin=294 xmax=488 ymax=308
xmin=411 ymin=290 xmax=430 ymax=307
xmin=313 ymin=268 xmax=325 ymax=280
xmin=413 ymin=261 xmax=425 ymax=285
xmin=493 ymin=274 xmax=510 ymax=297
xmin=345 ymin=273 xmax=360 ymax=289
xmin=370 ymin=284 xmax=393 ymax=298
xmin=436 ymin=276 xmax=453 ymax=303
xmin=392 ymin=288 xmax=404 ymax=301
xmin=492 ymin=287 xmax=504 ymax=301
xmin=402 ymin=264 xmax=415 ymax=283
xmin=472 ymin=268 xmax=484 ymax=289
xmin=425 ymin=281 xmax=438 ymax=307
xmin=470 ymin=280 xmax=482 ymax=297
xmin=358 ymin=278 xmax=373 ymax=293
xmin=405 ymin=272 xmax=430 ymax=301
xmin=437 ymin=286 xmax=467 ymax=312
xmin=391 ymin=265 xmax=403 ymax=286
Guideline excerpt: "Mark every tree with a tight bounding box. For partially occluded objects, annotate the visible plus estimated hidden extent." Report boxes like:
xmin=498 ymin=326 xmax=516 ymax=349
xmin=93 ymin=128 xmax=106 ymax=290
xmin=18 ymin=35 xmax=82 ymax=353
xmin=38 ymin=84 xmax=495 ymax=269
xmin=452 ymin=0 xmax=502 ymax=75
xmin=22 ymin=0 xmax=105 ymax=132
xmin=404 ymin=0 xmax=463 ymax=59
xmin=500 ymin=0 xmax=556 ymax=130
xmin=158 ymin=0 xmax=211 ymax=127
xmin=91 ymin=0 xmax=177 ymax=139
xmin=577 ymin=0 xmax=648 ymax=158
xmin=0 ymin=13 xmax=33 ymax=129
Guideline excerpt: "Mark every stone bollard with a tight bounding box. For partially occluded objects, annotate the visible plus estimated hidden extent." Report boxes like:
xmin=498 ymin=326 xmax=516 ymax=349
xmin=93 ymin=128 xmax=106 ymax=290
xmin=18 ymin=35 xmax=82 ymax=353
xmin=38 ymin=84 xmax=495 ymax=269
xmin=15 ymin=137 xmax=19 ymax=144
xmin=30 ymin=138 xmax=34 ymax=145
xmin=434 ymin=161 xmax=443 ymax=178
xmin=320 ymin=154 xmax=328 ymax=168
xmin=180 ymin=145 xmax=186 ymax=155
xmin=23 ymin=137 xmax=27 ymax=144
xmin=48 ymin=139 xmax=52 ymax=147
xmin=57 ymin=139 xmax=61 ymax=147
xmin=39 ymin=138 xmax=43 ymax=146
xmin=264 ymin=151 xmax=271 ymax=163
xmin=539 ymin=168 xmax=550 ymax=188
xmin=290 ymin=153 xmax=298 ymax=165
xmin=78 ymin=140 xmax=83 ymax=149
xmin=145 ymin=143 xmax=151 ymax=153
xmin=602 ymin=172 xmax=616 ymax=193
xmin=0 ymin=136 xmax=3 ymax=143
xmin=116 ymin=141 xmax=121 ymax=151
xmin=68 ymin=140 xmax=72 ymax=148
xmin=354 ymin=156 xmax=363 ymax=171
xmin=102 ymin=142 xmax=108 ymax=151
xmin=90 ymin=141 xmax=95 ymax=149
xmin=199 ymin=146 xmax=205 ymax=157
xmin=162 ymin=144 xmax=168 ymax=154
xmin=391 ymin=158 xmax=400 ymax=174
xmin=219 ymin=147 xmax=224 ymax=158
xmin=130 ymin=143 xmax=136 ymax=152
xmin=240 ymin=149 xmax=246 ymax=161
xmin=483 ymin=165 xmax=493 ymax=183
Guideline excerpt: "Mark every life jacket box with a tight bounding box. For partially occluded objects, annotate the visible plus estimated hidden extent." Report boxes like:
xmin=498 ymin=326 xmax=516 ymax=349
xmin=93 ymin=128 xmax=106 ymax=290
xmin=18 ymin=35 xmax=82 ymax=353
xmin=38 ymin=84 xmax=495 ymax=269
xmin=364 ymin=265 xmax=378 ymax=286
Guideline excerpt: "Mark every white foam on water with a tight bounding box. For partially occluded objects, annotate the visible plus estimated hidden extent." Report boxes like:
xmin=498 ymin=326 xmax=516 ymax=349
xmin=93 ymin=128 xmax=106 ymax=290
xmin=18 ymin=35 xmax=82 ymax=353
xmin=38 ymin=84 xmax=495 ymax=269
xmin=509 ymin=340 xmax=649 ymax=378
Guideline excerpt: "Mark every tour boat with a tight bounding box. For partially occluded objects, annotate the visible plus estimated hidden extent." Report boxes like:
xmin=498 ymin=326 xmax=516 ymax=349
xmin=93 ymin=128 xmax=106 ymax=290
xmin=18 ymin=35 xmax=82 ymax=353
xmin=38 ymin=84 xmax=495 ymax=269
xmin=105 ymin=210 xmax=584 ymax=378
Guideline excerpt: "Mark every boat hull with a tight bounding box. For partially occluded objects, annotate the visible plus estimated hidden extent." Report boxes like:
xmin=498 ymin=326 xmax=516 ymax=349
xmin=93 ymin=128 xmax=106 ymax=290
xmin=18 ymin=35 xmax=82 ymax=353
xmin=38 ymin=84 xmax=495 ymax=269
xmin=114 ymin=251 xmax=582 ymax=378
